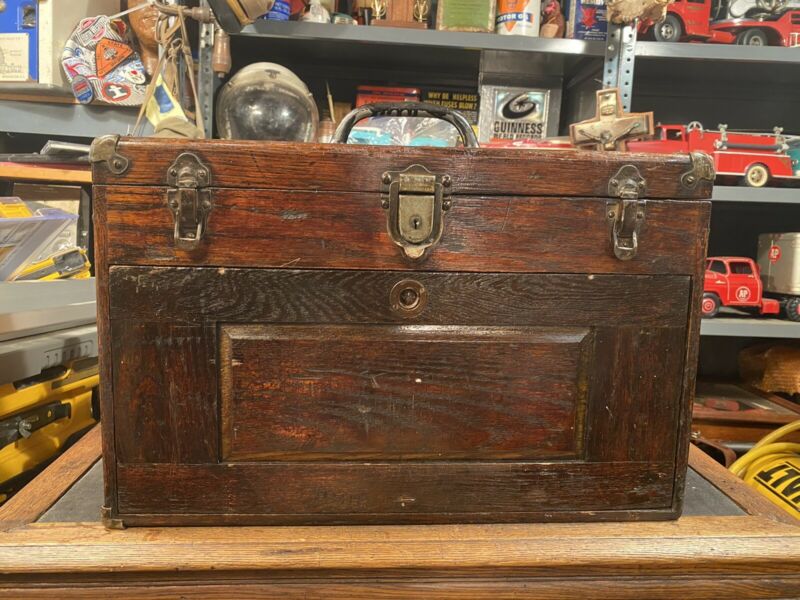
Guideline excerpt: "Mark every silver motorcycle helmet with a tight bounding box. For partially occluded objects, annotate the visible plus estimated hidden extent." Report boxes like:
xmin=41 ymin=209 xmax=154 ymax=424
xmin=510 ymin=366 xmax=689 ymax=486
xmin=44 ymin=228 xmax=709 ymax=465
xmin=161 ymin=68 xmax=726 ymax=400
xmin=216 ymin=63 xmax=319 ymax=142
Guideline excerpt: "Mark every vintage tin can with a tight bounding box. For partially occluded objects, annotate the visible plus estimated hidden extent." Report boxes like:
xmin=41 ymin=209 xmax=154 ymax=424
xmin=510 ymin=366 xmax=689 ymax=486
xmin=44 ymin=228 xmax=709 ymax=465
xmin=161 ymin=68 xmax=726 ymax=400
xmin=495 ymin=0 xmax=541 ymax=35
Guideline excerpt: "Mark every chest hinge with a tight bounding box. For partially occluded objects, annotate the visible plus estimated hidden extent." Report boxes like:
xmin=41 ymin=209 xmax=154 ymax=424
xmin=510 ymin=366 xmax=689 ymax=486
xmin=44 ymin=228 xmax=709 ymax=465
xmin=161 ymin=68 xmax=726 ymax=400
xmin=166 ymin=152 xmax=213 ymax=249
xmin=381 ymin=164 xmax=451 ymax=260
xmin=606 ymin=164 xmax=646 ymax=261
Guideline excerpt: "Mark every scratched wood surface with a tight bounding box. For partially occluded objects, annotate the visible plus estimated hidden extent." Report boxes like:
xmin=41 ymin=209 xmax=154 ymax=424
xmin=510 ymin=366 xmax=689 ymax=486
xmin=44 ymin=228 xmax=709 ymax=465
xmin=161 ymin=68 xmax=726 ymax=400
xmin=94 ymin=139 xmax=711 ymax=526
xmin=106 ymin=266 xmax=689 ymax=523
xmin=99 ymin=187 xmax=710 ymax=275
xmin=108 ymin=268 xmax=691 ymax=327
xmin=116 ymin=461 xmax=674 ymax=522
xmin=110 ymin=321 xmax=218 ymax=464
xmin=92 ymin=138 xmax=712 ymax=200
xmin=1 ymin=514 xmax=799 ymax=598
xmin=3 ymin=443 xmax=799 ymax=597
xmin=219 ymin=325 xmax=591 ymax=461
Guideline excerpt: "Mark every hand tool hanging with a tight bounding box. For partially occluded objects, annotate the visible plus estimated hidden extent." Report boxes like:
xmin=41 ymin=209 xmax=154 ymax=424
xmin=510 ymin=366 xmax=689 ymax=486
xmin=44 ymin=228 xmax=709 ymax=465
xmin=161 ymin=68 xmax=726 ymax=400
xmin=132 ymin=1 xmax=223 ymax=138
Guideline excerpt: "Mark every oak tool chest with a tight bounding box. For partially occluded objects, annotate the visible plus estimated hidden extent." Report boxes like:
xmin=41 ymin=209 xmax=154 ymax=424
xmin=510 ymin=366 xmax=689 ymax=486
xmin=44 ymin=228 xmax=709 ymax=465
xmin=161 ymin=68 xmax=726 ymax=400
xmin=90 ymin=103 xmax=713 ymax=527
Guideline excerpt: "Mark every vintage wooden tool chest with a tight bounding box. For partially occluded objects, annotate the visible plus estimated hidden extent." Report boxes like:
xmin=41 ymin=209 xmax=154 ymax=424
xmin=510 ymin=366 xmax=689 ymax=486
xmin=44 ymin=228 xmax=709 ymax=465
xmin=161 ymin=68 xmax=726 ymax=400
xmin=90 ymin=108 xmax=713 ymax=527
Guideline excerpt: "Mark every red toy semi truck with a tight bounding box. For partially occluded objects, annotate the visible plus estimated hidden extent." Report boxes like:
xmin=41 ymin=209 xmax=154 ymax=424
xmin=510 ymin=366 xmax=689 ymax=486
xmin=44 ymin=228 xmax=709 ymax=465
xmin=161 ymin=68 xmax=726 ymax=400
xmin=628 ymin=123 xmax=798 ymax=187
xmin=703 ymin=257 xmax=781 ymax=317
xmin=640 ymin=0 xmax=800 ymax=46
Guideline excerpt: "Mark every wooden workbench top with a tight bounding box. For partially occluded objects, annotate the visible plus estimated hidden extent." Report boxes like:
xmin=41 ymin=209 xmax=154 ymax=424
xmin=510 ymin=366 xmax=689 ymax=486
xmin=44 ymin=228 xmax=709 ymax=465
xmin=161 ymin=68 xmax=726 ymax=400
xmin=0 ymin=426 xmax=798 ymax=599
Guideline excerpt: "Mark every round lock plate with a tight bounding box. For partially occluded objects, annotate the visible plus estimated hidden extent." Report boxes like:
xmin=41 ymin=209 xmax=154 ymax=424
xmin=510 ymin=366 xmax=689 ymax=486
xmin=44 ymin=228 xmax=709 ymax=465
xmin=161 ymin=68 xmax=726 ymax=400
xmin=389 ymin=279 xmax=427 ymax=317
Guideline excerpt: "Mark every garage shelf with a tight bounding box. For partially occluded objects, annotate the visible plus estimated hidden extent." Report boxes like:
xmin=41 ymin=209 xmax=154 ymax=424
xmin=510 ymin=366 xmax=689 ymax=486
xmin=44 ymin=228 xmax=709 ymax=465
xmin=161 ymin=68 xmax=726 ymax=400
xmin=700 ymin=316 xmax=800 ymax=338
xmin=712 ymin=186 xmax=800 ymax=204
xmin=240 ymin=21 xmax=605 ymax=57
xmin=636 ymin=41 xmax=800 ymax=64
xmin=0 ymin=100 xmax=139 ymax=139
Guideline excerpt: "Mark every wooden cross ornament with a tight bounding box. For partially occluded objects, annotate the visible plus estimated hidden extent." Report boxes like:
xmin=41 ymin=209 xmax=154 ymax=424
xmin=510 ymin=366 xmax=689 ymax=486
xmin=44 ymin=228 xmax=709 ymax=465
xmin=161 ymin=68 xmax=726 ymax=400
xmin=570 ymin=88 xmax=654 ymax=151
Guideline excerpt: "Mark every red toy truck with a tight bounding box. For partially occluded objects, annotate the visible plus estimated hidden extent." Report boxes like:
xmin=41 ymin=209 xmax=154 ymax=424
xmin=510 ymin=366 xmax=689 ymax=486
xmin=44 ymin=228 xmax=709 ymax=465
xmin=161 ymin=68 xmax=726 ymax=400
xmin=703 ymin=257 xmax=781 ymax=317
xmin=641 ymin=0 xmax=724 ymax=41
xmin=641 ymin=0 xmax=800 ymax=45
xmin=711 ymin=10 xmax=800 ymax=45
xmin=628 ymin=123 xmax=798 ymax=187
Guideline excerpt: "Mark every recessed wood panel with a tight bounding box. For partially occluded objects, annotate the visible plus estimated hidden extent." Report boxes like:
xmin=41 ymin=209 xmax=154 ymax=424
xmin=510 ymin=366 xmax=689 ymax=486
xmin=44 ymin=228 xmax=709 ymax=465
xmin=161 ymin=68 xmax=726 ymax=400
xmin=220 ymin=325 xmax=591 ymax=461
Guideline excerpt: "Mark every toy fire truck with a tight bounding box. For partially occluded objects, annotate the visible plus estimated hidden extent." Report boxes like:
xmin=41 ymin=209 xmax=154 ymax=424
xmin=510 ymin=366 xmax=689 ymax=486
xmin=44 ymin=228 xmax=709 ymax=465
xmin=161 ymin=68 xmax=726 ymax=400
xmin=628 ymin=123 xmax=799 ymax=187
xmin=640 ymin=0 xmax=800 ymax=45
xmin=703 ymin=257 xmax=781 ymax=317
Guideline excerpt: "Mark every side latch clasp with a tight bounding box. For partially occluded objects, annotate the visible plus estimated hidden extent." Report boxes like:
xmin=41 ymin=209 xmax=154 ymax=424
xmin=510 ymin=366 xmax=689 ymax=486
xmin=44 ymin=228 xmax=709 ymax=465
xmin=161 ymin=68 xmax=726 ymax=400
xmin=606 ymin=164 xmax=646 ymax=261
xmin=166 ymin=152 xmax=213 ymax=249
xmin=380 ymin=164 xmax=451 ymax=260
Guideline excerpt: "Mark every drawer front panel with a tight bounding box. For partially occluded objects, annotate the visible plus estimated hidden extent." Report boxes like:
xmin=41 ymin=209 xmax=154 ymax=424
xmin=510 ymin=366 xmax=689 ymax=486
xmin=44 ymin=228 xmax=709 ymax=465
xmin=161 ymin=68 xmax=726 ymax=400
xmin=220 ymin=325 xmax=591 ymax=461
xmin=108 ymin=266 xmax=691 ymax=521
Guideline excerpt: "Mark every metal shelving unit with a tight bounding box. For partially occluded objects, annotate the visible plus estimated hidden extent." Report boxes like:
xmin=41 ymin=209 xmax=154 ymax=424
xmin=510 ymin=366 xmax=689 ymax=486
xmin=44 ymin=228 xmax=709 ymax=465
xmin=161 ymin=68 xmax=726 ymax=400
xmin=0 ymin=100 xmax=139 ymax=139
xmin=712 ymin=186 xmax=800 ymax=204
xmin=240 ymin=20 xmax=605 ymax=57
xmin=636 ymin=41 xmax=800 ymax=64
xmin=701 ymin=317 xmax=800 ymax=338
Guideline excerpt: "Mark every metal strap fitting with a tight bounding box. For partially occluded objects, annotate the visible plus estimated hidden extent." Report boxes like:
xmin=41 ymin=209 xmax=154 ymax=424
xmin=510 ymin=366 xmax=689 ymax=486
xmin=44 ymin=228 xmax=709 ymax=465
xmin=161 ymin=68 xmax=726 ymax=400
xmin=607 ymin=164 xmax=646 ymax=261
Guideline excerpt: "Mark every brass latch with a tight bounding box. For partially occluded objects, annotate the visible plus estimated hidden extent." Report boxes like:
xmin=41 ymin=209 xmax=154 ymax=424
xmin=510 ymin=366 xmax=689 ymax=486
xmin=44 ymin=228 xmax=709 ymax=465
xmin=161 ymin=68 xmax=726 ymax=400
xmin=606 ymin=164 xmax=646 ymax=261
xmin=380 ymin=164 xmax=451 ymax=260
xmin=166 ymin=152 xmax=213 ymax=249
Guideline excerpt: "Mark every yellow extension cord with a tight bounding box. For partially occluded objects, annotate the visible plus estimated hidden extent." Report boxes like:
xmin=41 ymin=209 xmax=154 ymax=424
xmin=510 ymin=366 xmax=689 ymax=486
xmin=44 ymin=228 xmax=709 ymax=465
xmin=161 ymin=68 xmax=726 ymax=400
xmin=729 ymin=420 xmax=800 ymax=519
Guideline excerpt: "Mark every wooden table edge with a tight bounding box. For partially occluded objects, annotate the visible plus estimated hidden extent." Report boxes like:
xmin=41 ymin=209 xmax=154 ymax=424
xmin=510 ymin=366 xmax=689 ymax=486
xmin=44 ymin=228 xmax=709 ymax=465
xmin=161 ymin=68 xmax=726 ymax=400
xmin=688 ymin=443 xmax=799 ymax=525
xmin=0 ymin=163 xmax=92 ymax=185
xmin=1 ymin=437 xmax=799 ymax=598
xmin=0 ymin=424 xmax=101 ymax=531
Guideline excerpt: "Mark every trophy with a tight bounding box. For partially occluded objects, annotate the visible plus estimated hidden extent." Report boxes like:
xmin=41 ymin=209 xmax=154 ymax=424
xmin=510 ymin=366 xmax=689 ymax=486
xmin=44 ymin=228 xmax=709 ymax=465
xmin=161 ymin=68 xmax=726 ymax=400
xmin=372 ymin=0 xmax=429 ymax=27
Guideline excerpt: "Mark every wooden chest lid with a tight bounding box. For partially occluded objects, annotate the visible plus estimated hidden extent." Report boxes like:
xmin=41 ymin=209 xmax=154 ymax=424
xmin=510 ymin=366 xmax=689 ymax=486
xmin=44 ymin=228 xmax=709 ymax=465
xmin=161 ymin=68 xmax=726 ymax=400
xmin=90 ymin=136 xmax=714 ymax=201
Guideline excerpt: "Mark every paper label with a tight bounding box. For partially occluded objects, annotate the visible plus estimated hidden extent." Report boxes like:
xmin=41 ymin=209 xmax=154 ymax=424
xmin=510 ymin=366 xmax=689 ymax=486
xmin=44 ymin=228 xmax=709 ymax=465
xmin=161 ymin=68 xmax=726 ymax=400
xmin=0 ymin=34 xmax=30 ymax=82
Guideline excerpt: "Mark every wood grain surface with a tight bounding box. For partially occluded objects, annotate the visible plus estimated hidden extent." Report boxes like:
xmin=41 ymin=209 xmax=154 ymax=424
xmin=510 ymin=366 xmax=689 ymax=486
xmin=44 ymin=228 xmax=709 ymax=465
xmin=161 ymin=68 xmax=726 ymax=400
xmin=586 ymin=327 xmax=686 ymax=463
xmin=220 ymin=325 xmax=590 ymax=461
xmin=105 ymin=266 xmax=691 ymax=522
xmin=115 ymin=460 xmax=674 ymax=521
xmin=110 ymin=321 xmax=218 ymax=464
xmin=108 ymin=267 xmax=691 ymax=327
xmin=92 ymin=188 xmax=117 ymax=515
xmin=0 ymin=425 xmax=101 ymax=531
xmin=689 ymin=444 xmax=798 ymax=526
xmin=93 ymin=138 xmax=712 ymax=200
xmin=0 ymin=163 xmax=92 ymax=184
xmin=0 ymin=516 xmax=799 ymax=598
xmin=3 ymin=437 xmax=797 ymax=598
xmin=4 ymin=577 xmax=799 ymax=599
xmin=93 ymin=139 xmax=711 ymax=527
xmin=99 ymin=187 xmax=710 ymax=275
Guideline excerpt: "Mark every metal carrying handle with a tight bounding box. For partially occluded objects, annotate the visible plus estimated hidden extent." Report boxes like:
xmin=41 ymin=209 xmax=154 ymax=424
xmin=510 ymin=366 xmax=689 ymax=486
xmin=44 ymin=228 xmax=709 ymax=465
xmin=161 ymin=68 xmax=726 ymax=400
xmin=332 ymin=102 xmax=479 ymax=148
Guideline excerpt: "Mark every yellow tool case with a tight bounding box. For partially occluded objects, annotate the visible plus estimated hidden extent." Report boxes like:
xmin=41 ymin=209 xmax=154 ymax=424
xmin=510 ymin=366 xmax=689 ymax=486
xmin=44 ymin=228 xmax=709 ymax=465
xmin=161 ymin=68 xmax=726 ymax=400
xmin=0 ymin=357 xmax=99 ymax=503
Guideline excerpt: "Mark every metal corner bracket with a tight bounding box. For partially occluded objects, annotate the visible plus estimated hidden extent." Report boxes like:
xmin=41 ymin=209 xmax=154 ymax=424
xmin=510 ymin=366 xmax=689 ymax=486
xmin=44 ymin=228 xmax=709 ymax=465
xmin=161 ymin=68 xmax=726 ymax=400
xmin=100 ymin=506 xmax=125 ymax=529
xmin=89 ymin=134 xmax=130 ymax=175
xmin=681 ymin=151 xmax=715 ymax=190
